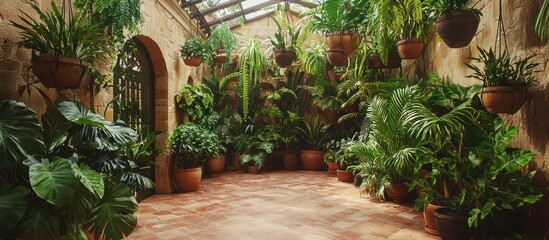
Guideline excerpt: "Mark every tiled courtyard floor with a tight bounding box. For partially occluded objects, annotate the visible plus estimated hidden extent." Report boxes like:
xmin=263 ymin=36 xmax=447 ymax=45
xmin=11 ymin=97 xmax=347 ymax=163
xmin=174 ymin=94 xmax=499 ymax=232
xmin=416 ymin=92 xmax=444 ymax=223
xmin=132 ymin=170 xmax=439 ymax=240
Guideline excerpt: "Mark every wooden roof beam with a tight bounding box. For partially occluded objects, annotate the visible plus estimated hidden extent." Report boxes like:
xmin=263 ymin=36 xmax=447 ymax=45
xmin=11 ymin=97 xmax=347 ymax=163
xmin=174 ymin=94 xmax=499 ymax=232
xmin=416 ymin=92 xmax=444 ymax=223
xmin=181 ymin=0 xmax=204 ymax=8
xmin=191 ymin=0 xmax=247 ymax=18
xmin=294 ymin=0 xmax=317 ymax=9
xmin=204 ymin=0 xmax=278 ymax=27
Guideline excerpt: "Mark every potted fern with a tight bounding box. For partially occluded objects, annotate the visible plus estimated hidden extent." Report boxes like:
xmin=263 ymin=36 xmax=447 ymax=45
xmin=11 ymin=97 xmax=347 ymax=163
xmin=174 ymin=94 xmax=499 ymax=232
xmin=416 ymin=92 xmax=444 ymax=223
xmin=466 ymin=47 xmax=539 ymax=114
xmin=208 ymin=24 xmax=237 ymax=64
xmin=269 ymin=14 xmax=301 ymax=68
xmin=426 ymin=0 xmax=482 ymax=48
xmin=11 ymin=2 xmax=104 ymax=89
xmin=180 ymin=37 xmax=210 ymax=67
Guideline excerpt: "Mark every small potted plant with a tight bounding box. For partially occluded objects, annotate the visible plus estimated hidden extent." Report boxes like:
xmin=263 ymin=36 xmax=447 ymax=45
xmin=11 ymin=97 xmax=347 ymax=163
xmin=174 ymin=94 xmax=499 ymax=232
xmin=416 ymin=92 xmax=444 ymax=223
xmin=299 ymin=117 xmax=330 ymax=171
xmin=334 ymin=138 xmax=359 ymax=183
xmin=427 ymin=0 xmax=482 ymax=48
xmin=208 ymin=23 xmax=237 ymax=64
xmin=269 ymin=13 xmax=301 ymax=68
xmin=278 ymin=112 xmax=302 ymax=171
xmin=466 ymin=47 xmax=539 ymax=114
xmin=12 ymin=2 xmax=104 ymax=89
xmin=199 ymin=113 xmax=230 ymax=175
xmin=168 ymin=124 xmax=221 ymax=192
xmin=323 ymin=140 xmax=340 ymax=175
xmin=175 ymin=84 xmax=214 ymax=122
xmin=180 ymin=37 xmax=210 ymax=67
xmin=392 ymin=0 xmax=435 ymax=59
xmin=240 ymin=127 xmax=276 ymax=174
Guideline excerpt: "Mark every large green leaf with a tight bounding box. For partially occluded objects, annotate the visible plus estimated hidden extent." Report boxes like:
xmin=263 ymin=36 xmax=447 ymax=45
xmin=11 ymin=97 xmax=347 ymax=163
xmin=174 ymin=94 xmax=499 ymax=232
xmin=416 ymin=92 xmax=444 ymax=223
xmin=86 ymin=182 xmax=138 ymax=240
xmin=29 ymin=157 xmax=78 ymax=207
xmin=72 ymin=163 xmax=105 ymax=198
xmin=0 ymin=184 xmax=30 ymax=234
xmin=0 ymin=100 xmax=44 ymax=166
xmin=11 ymin=199 xmax=59 ymax=239
xmin=41 ymin=103 xmax=73 ymax=151
xmin=57 ymin=101 xmax=105 ymax=127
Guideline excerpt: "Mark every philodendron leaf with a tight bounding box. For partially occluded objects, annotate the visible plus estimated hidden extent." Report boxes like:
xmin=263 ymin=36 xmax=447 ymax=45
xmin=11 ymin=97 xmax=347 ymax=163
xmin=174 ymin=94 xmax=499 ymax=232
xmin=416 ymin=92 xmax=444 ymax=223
xmin=0 ymin=100 xmax=44 ymax=166
xmin=30 ymin=157 xmax=78 ymax=207
xmin=468 ymin=208 xmax=481 ymax=228
xmin=86 ymin=182 xmax=138 ymax=240
xmin=72 ymin=163 xmax=105 ymax=198
xmin=0 ymin=184 xmax=30 ymax=234
xmin=12 ymin=199 xmax=59 ymax=240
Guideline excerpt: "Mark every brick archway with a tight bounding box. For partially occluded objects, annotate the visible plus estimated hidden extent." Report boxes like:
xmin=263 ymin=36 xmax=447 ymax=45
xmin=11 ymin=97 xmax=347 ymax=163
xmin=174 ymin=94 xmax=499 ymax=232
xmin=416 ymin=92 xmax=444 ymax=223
xmin=133 ymin=35 xmax=173 ymax=194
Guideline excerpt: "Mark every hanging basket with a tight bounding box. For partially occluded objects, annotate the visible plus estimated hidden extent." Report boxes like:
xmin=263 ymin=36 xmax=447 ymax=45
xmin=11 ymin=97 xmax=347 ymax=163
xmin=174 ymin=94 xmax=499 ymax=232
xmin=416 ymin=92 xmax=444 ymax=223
xmin=326 ymin=49 xmax=348 ymax=67
xmin=274 ymin=49 xmax=296 ymax=68
xmin=397 ymin=38 xmax=425 ymax=59
xmin=184 ymin=56 xmax=202 ymax=67
xmin=367 ymin=55 xmax=402 ymax=69
xmin=31 ymin=56 xmax=89 ymax=89
xmin=481 ymin=86 xmax=527 ymax=114
xmin=326 ymin=32 xmax=358 ymax=57
xmin=436 ymin=11 xmax=480 ymax=48
xmin=213 ymin=48 xmax=227 ymax=63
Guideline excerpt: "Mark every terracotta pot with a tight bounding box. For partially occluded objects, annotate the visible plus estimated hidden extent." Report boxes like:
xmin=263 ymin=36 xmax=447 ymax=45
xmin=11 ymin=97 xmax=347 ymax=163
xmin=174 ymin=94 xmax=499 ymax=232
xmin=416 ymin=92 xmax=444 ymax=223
xmin=283 ymin=151 xmax=298 ymax=170
xmin=174 ymin=167 xmax=202 ymax=192
xmin=32 ymin=56 xmax=89 ymax=89
xmin=424 ymin=203 xmax=445 ymax=235
xmin=272 ymin=150 xmax=285 ymax=168
xmin=205 ymin=156 xmax=225 ymax=175
xmin=326 ymin=32 xmax=357 ymax=56
xmin=436 ymin=11 xmax=479 ymax=48
xmin=367 ymin=55 xmax=402 ymax=69
xmin=247 ymin=165 xmax=259 ymax=174
xmin=231 ymin=152 xmax=242 ymax=170
xmin=300 ymin=150 xmax=325 ymax=171
xmin=433 ymin=208 xmax=473 ymax=240
xmin=386 ymin=182 xmax=409 ymax=203
xmin=481 ymin=86 xmax=527 ymax=114
xmin=336 ymin=170 xmax=354 ymax=182
xmin=213 ymin=48 xmax=227 ymax=63
xmin=332 ymin=71 xmax=345 ymax=82
xmin=326 ymin=49 xmax=348 ymax=67
xmin=397 ymin=38 xmax=425 ymax=59
xmin=274 ymin=49 xmax=296 ymax=68
xmin=183 ymin=56 xmax=202 ymax=67
xmin=327 ymin=161 xmax=339 ymax=175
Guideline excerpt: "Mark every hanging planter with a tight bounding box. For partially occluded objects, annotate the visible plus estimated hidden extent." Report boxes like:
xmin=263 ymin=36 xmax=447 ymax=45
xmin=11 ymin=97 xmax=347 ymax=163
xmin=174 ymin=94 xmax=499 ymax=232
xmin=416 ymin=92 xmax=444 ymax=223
xmin=367 ymin=54 xmax=402 ymax=69
xmin=274 ymin=48 xmax=296 ymax=68
xmin=213 ymin=48 xmax=227 ymax=63
xmin=326 ymin=32 xmax=358 ymax=56
xmin=480 ymin=86 xmax=527 ymax=114
xmin=436 ymin=11 xmax=479 ymax=48
xmin=183 ymin=56 xmax=202 ymax=67
xmin=326 ymin=49 xmax=348 ymax=67
xmin=32 ymin=56 xmax=89 ymax=89
xmin=397 ymin=38 xmax=425 ymax=59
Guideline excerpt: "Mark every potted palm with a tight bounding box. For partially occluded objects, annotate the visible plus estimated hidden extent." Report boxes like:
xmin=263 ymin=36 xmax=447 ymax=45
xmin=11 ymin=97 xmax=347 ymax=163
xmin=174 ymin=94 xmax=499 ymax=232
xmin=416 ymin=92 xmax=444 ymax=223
xmin=11 ymin=2 xmax=104 ymax=89
xmin=466 ymin=47 xmax=539 ymax=114
xmin=269 ymin=13 xmax=301 ymax=68
xmin=426 ymin=0 xmax=482 ymax=48
xmin=208 ymin=24 xmax=237 ymax=64
xmin=168 ymin=124 xmax=221 ymax=192
xmin=180 ymin=37 xmax=210 ymax=67
xmin=299 ymin=117 xmax=330 ymax=171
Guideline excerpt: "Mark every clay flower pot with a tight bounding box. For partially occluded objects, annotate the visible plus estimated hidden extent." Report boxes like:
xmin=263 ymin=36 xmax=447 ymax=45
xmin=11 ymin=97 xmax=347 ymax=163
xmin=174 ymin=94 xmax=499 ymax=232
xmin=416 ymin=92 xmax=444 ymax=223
xmin=300 ymin=150 xmax=325 ymax=171
xmin=174 ymin=167 xmax=202 ymax=192
xmin=213 ymin=48 xmax=227 ymax=63
xmin=326 ymin=32 xmax=358 ymax=56
xmin=336 ymin=169 xmax=354 ymax=182
xmin=283 ymin=151 xmax=298 ymax=170
xmin=424 ymin=203 xmax=445 ymax=235
xmin=32 ymin=56 xmax=89 ymax=89
xmin=436 ymin=11 xmax=480 ymax=48
xmin=481 ymin=86 xmax=527 ymax=114
xmin=247 ymin=165 xmax=260 ymax=174
xmin=205 ymin=156 xmax=225 ymax=175
xmin=326 ymin=49 xmax=348 ymax=67
xmin=386 ymin=182 xmax=409 ymax=203
xmin=274 ymin=49 xmax=296 ymax=68
xmin=327 ymin=161 xmax=339 ymax=175
xmin=184 ymin=56 xmax=202 ymax=67
xmin=433 ymin=208 xmax=473 ymax=240
xmin=397 ymin=38 xmax=425 ymax=59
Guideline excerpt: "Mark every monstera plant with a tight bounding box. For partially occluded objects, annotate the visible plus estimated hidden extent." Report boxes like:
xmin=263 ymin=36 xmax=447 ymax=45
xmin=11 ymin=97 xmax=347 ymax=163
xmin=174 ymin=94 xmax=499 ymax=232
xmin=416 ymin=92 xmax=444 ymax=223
xmin=0 ymin=100 xmax=151 ymax=240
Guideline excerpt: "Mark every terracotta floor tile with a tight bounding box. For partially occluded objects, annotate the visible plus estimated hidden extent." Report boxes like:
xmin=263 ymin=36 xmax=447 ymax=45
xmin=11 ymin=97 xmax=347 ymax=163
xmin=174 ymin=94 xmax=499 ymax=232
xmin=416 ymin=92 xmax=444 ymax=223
xmin=130 ymin=171 xmax=439 ymax=240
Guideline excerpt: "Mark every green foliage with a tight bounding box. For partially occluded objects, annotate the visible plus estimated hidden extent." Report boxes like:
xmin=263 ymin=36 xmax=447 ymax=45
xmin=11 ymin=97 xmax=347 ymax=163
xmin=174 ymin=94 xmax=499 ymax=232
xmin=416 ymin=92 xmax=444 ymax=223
xmin=180 ymin=37 xmax=211 ymax=62
xmin=305 ymin=0 xmax=368 ymax=34
xmin=29 ymin=157 xmax=80 ymax=207
xmin=299 ymin=117 xmax=330 ymax=150
xmin=424 ymin=0 xmax=482 ymax=18
xmin=11 ymin=2 xmax=105 ymax=62
xmin=535 ymin=0 xmax=549 ymax=41
xmin=392 ymin=0 xmax=434 ymax=39
xmin=268 ymin=9 xmax=302 ymax=51
xmin=302 ymin=43 xmax=327 ymax=76
xmin=175 ymin=84 xmax=215 ymax=122
xmin=168 ymin=124 xmax=222 ymax=168
xmin=301 ymin=76 xmax=341 ymax=112
xmin=0 ymin=185 xmax=30 ymax=235
xmin=208 ymin=24 xmax=237 ymax=62
xmin=466 ymin=47 xmax=540 ymax=88
xmin=240 ymin=141 xmax=274 ymax=169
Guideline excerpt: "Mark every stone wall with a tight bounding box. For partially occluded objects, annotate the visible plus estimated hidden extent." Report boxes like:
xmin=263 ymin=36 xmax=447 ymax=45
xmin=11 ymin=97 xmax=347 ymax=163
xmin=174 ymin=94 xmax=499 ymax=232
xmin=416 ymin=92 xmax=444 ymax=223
xmin=420 ymin=1 xmax=549 ymax=237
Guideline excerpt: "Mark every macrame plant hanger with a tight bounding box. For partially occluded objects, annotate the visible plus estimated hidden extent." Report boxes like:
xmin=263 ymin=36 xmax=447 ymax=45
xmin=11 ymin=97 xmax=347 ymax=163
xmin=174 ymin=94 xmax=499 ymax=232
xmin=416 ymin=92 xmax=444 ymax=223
xmin=495 ymin=0 xmax=508 ymax=58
